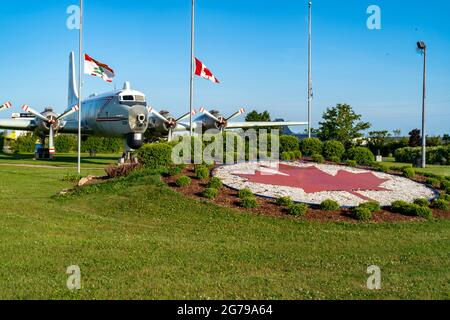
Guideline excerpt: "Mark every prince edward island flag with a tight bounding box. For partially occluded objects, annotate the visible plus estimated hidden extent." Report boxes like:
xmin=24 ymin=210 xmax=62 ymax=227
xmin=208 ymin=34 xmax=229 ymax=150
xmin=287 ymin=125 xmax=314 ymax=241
xmin=84 ymin=54 xmax=115 ymax=83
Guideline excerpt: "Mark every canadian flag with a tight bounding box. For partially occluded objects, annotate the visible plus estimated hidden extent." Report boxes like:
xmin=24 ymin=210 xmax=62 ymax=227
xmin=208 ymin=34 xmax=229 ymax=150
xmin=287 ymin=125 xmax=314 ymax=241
xmin=195 ymin=58 xmax=220 ymax=84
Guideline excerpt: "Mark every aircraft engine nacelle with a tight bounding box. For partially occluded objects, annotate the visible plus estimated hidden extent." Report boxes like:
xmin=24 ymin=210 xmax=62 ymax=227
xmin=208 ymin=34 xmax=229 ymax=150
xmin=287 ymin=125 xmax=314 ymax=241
xmin=152 ymin=110 xmax=177 ymax=134
xmin=201 ymin=110 xmax=226 ymax=131
xmin=35 ymin=108 xmax=60 ymax=136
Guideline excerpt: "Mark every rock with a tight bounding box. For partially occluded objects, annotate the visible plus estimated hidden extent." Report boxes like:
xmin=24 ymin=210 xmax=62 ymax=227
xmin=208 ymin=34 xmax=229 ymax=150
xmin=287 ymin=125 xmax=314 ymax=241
xmin=78 ymin=175 xmax=96 ymax=187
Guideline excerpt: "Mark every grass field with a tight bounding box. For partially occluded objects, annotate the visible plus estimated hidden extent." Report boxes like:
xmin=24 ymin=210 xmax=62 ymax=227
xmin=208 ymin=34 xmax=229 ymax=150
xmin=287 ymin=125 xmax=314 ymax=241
xmin=383 ymin=157 xmax=450 ymax=176
xmin=0 ymin=154 xmax=449 ymax=299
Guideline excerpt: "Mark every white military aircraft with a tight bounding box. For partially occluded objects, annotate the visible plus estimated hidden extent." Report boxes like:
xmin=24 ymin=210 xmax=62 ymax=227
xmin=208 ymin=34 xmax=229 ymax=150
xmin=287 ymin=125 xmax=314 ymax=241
xmin=0 ymin=52 xmax=308 ymax=160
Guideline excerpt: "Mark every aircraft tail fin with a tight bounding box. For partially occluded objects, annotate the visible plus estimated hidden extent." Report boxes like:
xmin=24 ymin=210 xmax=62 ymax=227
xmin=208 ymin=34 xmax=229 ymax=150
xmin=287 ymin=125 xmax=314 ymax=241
xmin=68 ymin=51 xmax=79 ymax=107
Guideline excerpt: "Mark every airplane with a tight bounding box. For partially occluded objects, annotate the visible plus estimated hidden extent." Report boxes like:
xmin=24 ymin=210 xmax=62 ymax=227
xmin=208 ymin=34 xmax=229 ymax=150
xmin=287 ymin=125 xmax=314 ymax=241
xmin=0 ymin=51 xmax=308 ymax=161
xmin=0 ymin=52 xmax=149 ymax=160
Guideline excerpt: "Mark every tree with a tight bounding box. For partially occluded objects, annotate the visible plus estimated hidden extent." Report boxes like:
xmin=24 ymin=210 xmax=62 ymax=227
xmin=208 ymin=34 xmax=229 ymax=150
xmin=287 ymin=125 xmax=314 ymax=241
xmin=368 ymin=130 xmax=391 ymax=155
xmin=408 ymin=129 xmax=421 ymax=147
xmin=317 ymin=104 xmax=371 ymax=146
xmin=393 ymin=129 xmax=402 ymax=138
xmin=245 ymin=110 xmax=271 ymax=122
xmin=443 ymin=134 xmax=450 ymax=145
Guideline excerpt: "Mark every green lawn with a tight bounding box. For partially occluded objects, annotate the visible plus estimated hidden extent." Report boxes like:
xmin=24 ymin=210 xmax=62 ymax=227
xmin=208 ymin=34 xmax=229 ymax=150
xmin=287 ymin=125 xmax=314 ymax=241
xmin=0 ymin=157 xmax=449 ymax=299
xmin=383 ymin=157 xmax=450 ymax=176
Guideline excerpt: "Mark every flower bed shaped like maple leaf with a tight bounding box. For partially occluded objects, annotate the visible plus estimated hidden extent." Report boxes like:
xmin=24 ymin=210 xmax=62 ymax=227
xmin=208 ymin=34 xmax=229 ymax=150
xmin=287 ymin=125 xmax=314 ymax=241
xmin=235 ymin=164 xmax=391 ymax=201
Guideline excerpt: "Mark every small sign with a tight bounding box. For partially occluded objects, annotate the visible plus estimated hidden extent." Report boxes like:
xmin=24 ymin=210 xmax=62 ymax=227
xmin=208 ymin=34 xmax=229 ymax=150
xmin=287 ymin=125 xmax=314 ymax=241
xmin=376 ymin=155 xmax=383 ymax=163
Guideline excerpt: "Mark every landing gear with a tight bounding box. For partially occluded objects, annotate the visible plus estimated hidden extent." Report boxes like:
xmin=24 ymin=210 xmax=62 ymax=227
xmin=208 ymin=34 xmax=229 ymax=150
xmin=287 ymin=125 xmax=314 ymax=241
xmin=34 ymin=137 xmax=54 ymax=160
xmin=118 ymin=135 xmax=141 ymax=165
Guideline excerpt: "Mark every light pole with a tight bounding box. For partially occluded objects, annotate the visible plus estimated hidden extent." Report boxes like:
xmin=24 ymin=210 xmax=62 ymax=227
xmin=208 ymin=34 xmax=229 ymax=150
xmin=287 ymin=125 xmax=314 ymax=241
xmin=77 ymin=0 xmax=84 ymax=174
xmin=189 ymin=0 xmax=195 ymax=137
xmin=417 ymin=41 xmax=427 ymax=168
xmin=307 ymin=2 xmax=313 ymax=138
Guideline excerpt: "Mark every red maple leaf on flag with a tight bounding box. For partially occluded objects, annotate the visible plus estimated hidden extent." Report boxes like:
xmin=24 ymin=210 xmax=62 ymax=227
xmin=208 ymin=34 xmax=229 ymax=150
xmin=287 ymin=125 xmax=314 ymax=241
xmin=235 ymin=164 xmax=391 ymax=201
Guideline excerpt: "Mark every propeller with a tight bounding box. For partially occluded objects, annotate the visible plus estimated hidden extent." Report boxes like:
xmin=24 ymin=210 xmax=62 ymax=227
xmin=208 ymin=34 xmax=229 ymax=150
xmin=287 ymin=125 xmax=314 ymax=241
xmin=0 ymin=101 xmax=12 ymax=112
xmin=148 ymin=106 xmax=197 ymax=141
xmin=21 ymin=104 xmax=80 ymax=157
xmin=199 ymin=107 xmax=246 ymax=131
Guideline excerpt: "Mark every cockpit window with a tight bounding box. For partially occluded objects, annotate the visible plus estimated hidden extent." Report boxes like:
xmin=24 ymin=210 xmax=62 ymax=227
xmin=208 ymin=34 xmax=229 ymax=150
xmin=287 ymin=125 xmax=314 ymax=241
xmin=122 ymin=95 xmax=134 ymax=101
xmin=135 ymin=95 xmax=145 ymax=102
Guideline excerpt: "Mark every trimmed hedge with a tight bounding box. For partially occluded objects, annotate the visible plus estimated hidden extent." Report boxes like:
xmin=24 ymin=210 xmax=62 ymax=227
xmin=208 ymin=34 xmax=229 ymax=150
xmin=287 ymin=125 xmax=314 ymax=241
xmin=431 ymin=199 xmax=449 ymax=211
xmin=402 ymin=167 xmax=416 ymax=179
xmin=176 ymin=176 xmax=191 ymax=187
xmin=207 ymin=177 xmax=223 ymax=189
xmin=240 ymin=197 xmax=258 ymax=209
xmin=413 ymin=198 xmax=430 ymax=207
xmin=346 ymin=147 xmax=375 ymax=166
xmin=275 ymin=197 xmax=294 ymax=207
xmin=394 ymin=146 xmax=450 ymax=165
xmin=202 ymin=188 xmax=219 ymax=199
xmin=353 ymin=207 xmax=372 ymax=222
xmin=55 ymin=134 xmax=77 ymax=153
xmin=322 ymin=140 xmax=345 ymax=161
xmin=312 ymin=154 xmax=325 ymax=164
xmin=287 ymin=203 xmax=308 ymax=216
xmin=238 ymin=188 xmax=254 ymax=199
xmin=391 ymin=200 xmax=433 ymax=219
xmin=136 ymin=143 xmax=173 ymax=169
xmin=300 ymin=138 xmax=323 ymax=156
xmin=280 ymin=135 xmax=300 ymax=153
xmin=320 ymin=199 xmax=340 ymax=211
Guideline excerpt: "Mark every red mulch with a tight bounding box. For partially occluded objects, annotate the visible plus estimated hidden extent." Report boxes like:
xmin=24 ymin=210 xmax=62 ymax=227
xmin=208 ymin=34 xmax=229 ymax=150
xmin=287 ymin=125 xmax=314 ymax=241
xmin=163 ymin=164 xmax=450 ymax=223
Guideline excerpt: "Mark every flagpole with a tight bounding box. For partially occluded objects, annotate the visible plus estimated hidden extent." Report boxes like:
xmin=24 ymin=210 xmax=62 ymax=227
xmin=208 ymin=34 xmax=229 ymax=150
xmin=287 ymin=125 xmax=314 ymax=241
xmin=189 ymin=0 xmax=195 ymax=136
xmin=307 ymin=2 xmax=312 ymax=138
xmin=77 ymin=0 xmax=83 ymax=174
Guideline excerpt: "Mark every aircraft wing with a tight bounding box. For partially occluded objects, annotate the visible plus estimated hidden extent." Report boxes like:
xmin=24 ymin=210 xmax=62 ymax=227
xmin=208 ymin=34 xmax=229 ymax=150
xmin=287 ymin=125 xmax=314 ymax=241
xmin=0 ymin=119 xmax=36 ymax=131
xmin=226 ymin=121 xmax=308 ymax=129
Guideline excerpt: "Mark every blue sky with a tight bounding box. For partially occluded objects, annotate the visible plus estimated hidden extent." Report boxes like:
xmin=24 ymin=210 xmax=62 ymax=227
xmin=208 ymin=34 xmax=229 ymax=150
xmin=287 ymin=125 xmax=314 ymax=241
xmin=0 ymin=0 xmax=449 ymax=135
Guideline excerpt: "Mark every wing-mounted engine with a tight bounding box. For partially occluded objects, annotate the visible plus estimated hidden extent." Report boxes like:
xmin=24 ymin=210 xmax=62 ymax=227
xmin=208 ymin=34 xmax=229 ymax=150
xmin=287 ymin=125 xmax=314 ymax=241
xmin=199 ymin=107 xmax=246 ymax=131
xmin=147 ymin=107 xmax=196 ymax=141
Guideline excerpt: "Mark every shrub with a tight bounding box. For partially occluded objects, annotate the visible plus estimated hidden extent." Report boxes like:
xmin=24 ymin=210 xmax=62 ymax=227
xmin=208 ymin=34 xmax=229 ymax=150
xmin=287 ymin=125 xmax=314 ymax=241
xmin=238 ymin=188 xmax=254 ymax=199
xmin=136 ymin=143 xmax=172 ymax=169
xmin=395 ymin=146 xmax=450 ymax=165
xmin=371 ymin=162 xmax=389 ymax=173
xmin=275 ymin=196 xmax=294 ymax=207
xmin=300 ymin=138 xmax=323 ymax=156
xmin=311 ymin=154 xmax=325 ymax=164
xmin=240 ymin=196 xmax=258 ymax=209
xmin=391 ymin=200 xmax=433 ymax=219
xmin=10 ymin=132 xmax=38 ymax=153
xmin=55 ymin=134 xmax=77 ymax=153
xmin=81 ymin=136 xmax=122 ymax=154
xmin=281 ymin=152 xmax=292 ymax=161
xmin=330 ymin=156 xmax=341 ymax=163
xmin=413 ymin=198 xmax=430 ymax=207
xmin=426 ymin=178 xmax=441 ymax=188
xmin=415 ymin=206 xmax=434 ymax=220
xmin=431 ymin=199 xmax=449 ymax=211
xmin=359 ymin=201 xmax=381 ymax=213
xmin=440 ymin=194 xmax=450 ymax=202
xmin=176 ymin=176 xmax=191 ymax=187
xmin=287 ymin=203 xmax=308 ymax=216
xmin=353 ymin=207 xmax=373 ymax=222
xmin=280 ymin=135 xmax=300 ymax=153
xmin=322 ymin=140 xmax=345 ymax=161
xmin=346 ymin=147 xmax=375 ymax=166
xmin=195 ymin=166 xmax=210 ymax=180
xmin=320 ymin=199 xmax=340 ymax=211
xmin=441 ymin=180 xmax=450 ymax=192
xmin=202 ymin=188 xmax=219 ymax=199
xmin=402 ymin=167 xmax=416 ymax=179
xmin=165 ymin=165 xmax=184 ymax=177
xmin=207 ymin=177 xmax=223 ymax=189
xmin=293 ymin=150 xmax=302 ymax=159
xmin=105 ymin=163 xmax=141 ymax=178
xmin=346 ymin=160 xmax=358 ymax=167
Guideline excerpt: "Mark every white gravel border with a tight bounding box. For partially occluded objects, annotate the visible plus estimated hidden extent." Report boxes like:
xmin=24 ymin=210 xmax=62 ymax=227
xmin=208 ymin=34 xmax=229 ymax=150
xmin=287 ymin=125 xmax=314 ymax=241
xmin=213 ymin=161 xmax=437 ymax=207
